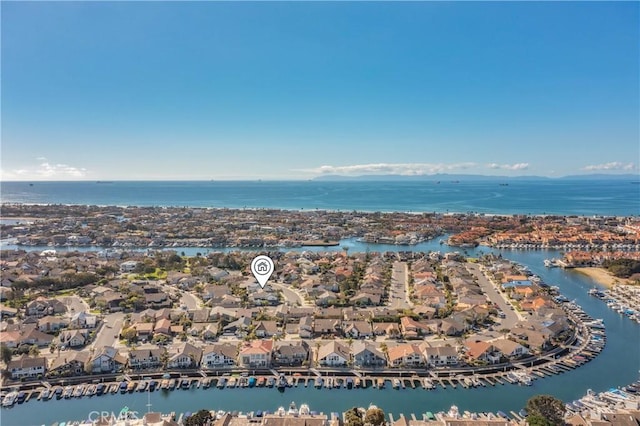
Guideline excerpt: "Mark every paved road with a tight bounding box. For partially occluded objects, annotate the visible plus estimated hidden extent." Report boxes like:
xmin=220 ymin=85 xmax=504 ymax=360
xmin=466 ymin=263 xmax=523 ymax=329
xmin=270 ymin=282 xmax=312 ymax=307
xmin=389 ymin=261 xmax=412 ymax=310
xmin=180 ymin=292 xmax=201 ymax=310
xmin=91 ymin=312 xmax=125 ymax=350
xmin=58 ymin=295 xmax=90 ymax=314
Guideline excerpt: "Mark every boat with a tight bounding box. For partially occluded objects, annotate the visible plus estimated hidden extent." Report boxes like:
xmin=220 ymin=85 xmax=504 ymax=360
xmin=313 ymin=377 xmax=323 ymax=388
xmin=266 ymin=377 xmax=275 ymax=388
xmin=202 ymin=378 xmax=211 ymax=389
xmin=127 ymin=381 xmax=137 ymax=392
xmin=377 ymin=378 xmax=385 ymax=389
xmin=37 ymin=388 xmax=50 ymax=401
xmin=346 ymin=378 xmax=353 ymax=389
xmin=54 ymin=387 xmax=63 ymax=399
xmin=181 ymin=379 xmax=191 ymax=389
xmin=2 ymin=391 xmax=18 ymax=407
xmin=168 ymin=379 xmax=176 ymax=390
xmin=393 ymin=379 xmax=401 ymax=389
xmin=119 ymin=381 xmax=128 ymax=393
xmin=160 ymin=379 xmax=169 ymax=390
xmin=257 ymin=376 xmax=265 ymax=387
xmin=137 ymin=380 xmax=148 ymax=392
xmin=288 ymin=402 xmax=298 ymax=415
xmin=16 ymin=391 xmax=27 ymax=404
xmin=248 ymin=376 xmax=257 ymax=387
xmin=299 ymin=404 xmax=310 ymax=415
xmin=63 ymin=386 xmax=74 ymax=399
xmin=217 ymin=378 xmax=226 ymax=389
xmin=227 ymin=377 xmax=236 ymax=388
xmin=354 ymin=378 xmax=361 ymax=388
xmin=96 ymin=384 xmax=106 ymax=395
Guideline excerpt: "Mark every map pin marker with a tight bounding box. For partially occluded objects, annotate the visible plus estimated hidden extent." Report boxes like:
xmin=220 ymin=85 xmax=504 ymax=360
xmin=251 ymin=255 xmax=275 ymax=289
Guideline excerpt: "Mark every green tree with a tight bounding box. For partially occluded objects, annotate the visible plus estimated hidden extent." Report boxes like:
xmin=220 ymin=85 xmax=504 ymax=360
xmin=364 ymin=407 xmax=386 ymax=426
xmin=184 ymin=409 xmax=213 ymax=426
xmin=0 ymin=344 xmax=12 ymax=365
xmin=527 ymin=413 xmax=553 ymax=426
xmin=345 ymin=407 xmax=364 ymax=426
xmin=121 ymin=327 xmax=137 ymax=344
xmin=526 ymin=395 xmax=566 ymax=426
xmin=29 ymin=345 xmax=40 ymax=357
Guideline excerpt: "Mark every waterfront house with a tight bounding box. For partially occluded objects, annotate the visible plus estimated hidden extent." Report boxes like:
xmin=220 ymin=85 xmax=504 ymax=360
xmin=48 ymin=350 xmax=90 ymax=377
xmin=129 ymin=348 xmax=164 ymax=370
xmin=491 ymin=338 xmax=529 ymax=359
xmin=352 ymin=342 xmax=386 ymax=368
xmin=466 ymin=340 xmax=500 ymax=364
xmin=239 ymin=340 xmax=273 ymax=368
xmin=8 ymin=355 xmax=47 ymax=380
xmin=91 ymin=346 xmax=126 ymax=373
xmin=423 ymin=345 xmax=459 ymax=367
xmin=316 ymin=341 xmax=350 ymax=367
xmin=202 ymin=343 xmax=237 ymax=369
xmin=387 ymin=344 xmax=424 ymax=367
xmin=167 ymin=342 xmax=202 ymax=369
xmin=272 ymin=341 xmax=309 ymax=366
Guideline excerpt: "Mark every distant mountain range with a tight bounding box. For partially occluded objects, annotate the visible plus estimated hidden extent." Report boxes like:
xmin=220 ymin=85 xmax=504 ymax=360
xmin=313 ymin=173 xmax=640 ymax=182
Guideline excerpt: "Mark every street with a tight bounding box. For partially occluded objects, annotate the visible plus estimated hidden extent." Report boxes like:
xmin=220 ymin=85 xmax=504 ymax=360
xmin=389 ymin=261 xmax=412 ymax=310
xmin=270 ymin=282 xmax=312 ymax=307
xmin=466 ymin=263 xmax=524 ymax=329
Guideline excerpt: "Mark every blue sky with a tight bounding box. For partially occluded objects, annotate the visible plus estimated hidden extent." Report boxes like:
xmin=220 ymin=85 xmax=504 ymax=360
xmin=2 ymin=1 xmax=638 ymax=180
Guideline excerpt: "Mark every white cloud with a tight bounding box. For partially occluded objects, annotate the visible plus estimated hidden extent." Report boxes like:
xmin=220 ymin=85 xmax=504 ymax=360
xmin=582 ymin=162 xmax=636 ymax=172
xmin=1 ymin=158 xmax=88 ymax=180
xmin=487 ymin=162 xmax=529 ymax=171
xmin=303 ymin=162 xmax=477 ymax=176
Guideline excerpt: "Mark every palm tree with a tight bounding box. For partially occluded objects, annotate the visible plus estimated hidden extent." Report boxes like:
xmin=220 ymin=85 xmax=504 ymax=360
xmin=499 ymin=328 xmax=510 ymax=340
xmin=314 ymin=342 xmax=321 ymax=367
xmin=379 ymin=342 xmax=389 ymax=364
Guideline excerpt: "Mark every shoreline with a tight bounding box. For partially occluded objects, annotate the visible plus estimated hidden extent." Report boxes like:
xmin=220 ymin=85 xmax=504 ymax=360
xmin=572 ymin=267 xmax=636 ymax=288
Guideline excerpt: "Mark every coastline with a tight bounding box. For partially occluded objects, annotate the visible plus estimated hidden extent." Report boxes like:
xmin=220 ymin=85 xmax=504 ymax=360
xmin=572 ymin=267 xmax=636 ymax=288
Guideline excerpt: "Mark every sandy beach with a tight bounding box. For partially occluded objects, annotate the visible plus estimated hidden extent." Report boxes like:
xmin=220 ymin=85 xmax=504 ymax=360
xmin=573 ymin=267 xmax=636 ymax=287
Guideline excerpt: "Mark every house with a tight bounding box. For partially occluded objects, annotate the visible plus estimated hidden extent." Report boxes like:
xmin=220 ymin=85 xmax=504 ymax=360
xmin=48 ymin=351 xmax=90 ymax=377
xmin=423 ymin=346 xmax=458 ymax=367
xmin=57 ymin=329 xmax=88 ymax=348
xmin=69 ymin=311 xmax=98 ymax=329
xmin=372 ymin=323 xmax=401 ymax=339
xmin=313 ymin=319 xmax=341 ymax=337
xmin=272 ymin=342 xmax=309 ymax=367
xmin=239 ymin=340 xmax=273 ymax=368
xmin=202 ymin=343 xmax=237 ymax=369
xmin=352 ymin=342 xmax=386 ymax=368
xmin=38 ymin=316 xmax=69 ymax=333
xmin=253 ymin=321 xmax=280 ymax=338
xmin=492 ymin=339 xmax=529 ymax=359
xmin=120 ymin=261 xmax=140 ymax=273
xmin=465 ymin=341 xmax=501 ymax=364
xmin=133 ymin=322 xmax=154 ymax=340
xmin=154 ymin=318 xmax=171 ymax=336
xmin=91 ymin=346 xmax=126 ymax=373
xmin=167 ymin=342 xmax=202 ymax=369
xmin=343 ymin=321 xmax=373 ymax=339
xmin=298 ymin=316 xmax=313 ymax=339
xmin=316 ymin=341 xmax=350 ymax=367
xmin=400 ymin=317 xmax=431 ymax=339
xmin=387 ymin=344 xmax=424 ymax=367
xmin=26 ymin=298 xmax=67 ymax=317
xmin=223 ymin=317 xmax=252 ymax=336
xmin=129 ymin=348 xmax=164 ymax=370
xmin=7 ymin=355 xmax=47 ymax=379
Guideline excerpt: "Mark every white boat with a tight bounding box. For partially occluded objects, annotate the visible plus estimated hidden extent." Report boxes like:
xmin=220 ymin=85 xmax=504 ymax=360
xmin=287 ymin=401 xmax=298 ymax=415
xmin=2 ymin=391 xmax=18 ymax=407
xmin=299 ymin=404 xmax=310 ymax=415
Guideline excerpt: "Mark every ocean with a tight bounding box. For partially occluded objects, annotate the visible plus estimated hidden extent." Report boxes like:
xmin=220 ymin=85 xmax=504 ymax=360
xmin=1 ymin=179 xmax=639 ymax=216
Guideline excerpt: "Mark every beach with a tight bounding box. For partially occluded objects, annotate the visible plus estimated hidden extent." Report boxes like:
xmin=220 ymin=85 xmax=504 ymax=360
xmin=573 ymin=267 xmax=636 ymax=287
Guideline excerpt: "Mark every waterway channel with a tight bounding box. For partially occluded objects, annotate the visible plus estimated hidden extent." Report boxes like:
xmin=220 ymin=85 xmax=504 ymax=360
xmin=1 ymin=242 xmax=639 ymax=425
